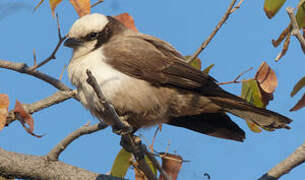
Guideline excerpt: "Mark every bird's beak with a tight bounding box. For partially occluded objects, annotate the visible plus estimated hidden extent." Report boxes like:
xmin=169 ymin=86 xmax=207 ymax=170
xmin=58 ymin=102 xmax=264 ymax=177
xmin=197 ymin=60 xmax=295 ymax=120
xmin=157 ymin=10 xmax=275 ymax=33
xmin=64 ymin=38 xmax=83 ymax=48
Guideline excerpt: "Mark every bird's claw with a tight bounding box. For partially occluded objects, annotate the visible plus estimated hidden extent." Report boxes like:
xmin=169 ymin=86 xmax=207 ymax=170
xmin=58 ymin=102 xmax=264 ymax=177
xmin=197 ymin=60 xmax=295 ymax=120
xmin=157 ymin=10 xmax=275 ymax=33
xmin=112 ymin=125 xmax=134 ymax=136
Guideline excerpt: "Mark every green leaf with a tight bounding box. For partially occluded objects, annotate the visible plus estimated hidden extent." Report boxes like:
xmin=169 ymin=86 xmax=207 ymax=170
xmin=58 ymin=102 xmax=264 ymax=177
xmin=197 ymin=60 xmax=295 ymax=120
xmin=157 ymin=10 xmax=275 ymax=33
xmin=144 ymin=155 xmax=157 ymax=176
xmin=291 ymin=76 xmax=305 ymax=97
xmin=241 ymin=79 xmax=265 ymax=133
xmin=202 ymin=64 xmax=215 ymax=74
xmin=296 ymin=1 xmax=305 ymax=29
xmin=110 ymin=148 xmax=132 ymax=178
xmin=185 ymin=56 xmax=201 ymax=70
xmin=241 ymin=79 xmax=264 ymax=108
xmin=264 ymin=0 xmax=287 ymax=19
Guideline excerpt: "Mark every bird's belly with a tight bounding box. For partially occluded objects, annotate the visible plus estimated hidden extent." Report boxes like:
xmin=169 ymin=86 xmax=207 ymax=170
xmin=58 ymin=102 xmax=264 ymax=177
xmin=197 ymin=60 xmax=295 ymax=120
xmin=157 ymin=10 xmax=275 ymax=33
xmin=68 ymin=50 xmax=171 ymax=126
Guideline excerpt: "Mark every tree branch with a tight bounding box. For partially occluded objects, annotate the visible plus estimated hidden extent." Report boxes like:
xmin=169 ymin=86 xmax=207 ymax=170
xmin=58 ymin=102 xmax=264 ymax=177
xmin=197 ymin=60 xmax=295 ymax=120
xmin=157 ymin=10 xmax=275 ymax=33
xmin=186 ymin=0 xmax=238 ymax=63
xmin=230 ymin=0 xmax=245 ymax=13
xmin=0 ymin=148 xmax=123 ymax=180
xmin=286 ymin=7 xmax=305 ymax=53
xmin=6 ymin=90 xmax=76 ymax=126
xmin=217 ymin=67 xmax=253 ymax=85
xmin=91 ymin=0 xmax=104 ymax=8
xmin=0 ymin=59 xmax=71 ymax=91
xmin=46 ymin=122 xmax=108 ymax=161
xmin=258 ymin=141 xmax=305 ymax=180
xmin=29 ymin=14 xmax=67 ymax=71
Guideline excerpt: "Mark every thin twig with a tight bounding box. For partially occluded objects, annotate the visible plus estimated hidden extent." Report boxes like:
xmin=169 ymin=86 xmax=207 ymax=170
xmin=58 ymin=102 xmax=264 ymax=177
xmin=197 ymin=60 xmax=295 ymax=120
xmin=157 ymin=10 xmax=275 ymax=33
xmin=217 ymin=67 xmax=253 ymax=85
xmin=33 ymin=49 xmax=37 ymax=66
xmin=46 ymin=122 xmax=108 ymax=161
xmin=258 ymin=141 xmax=305 ymax=180
xmin=286 ymin=7 xmax=305 ymax=53
xmin=149 ymin=127 xmax=160 ymax=152
xmin=85 ymin=69 xmax=158 ymax=180
xmin=186 ymin=0 xmax=238 ymax=63
xmin=6 ymin=90 xmax=76 ymax=126
xmin=29 ymin=14 xmax=67 ymax=71
xmin=91 ymin=0 xmax=104 ymax=8
xmin=59 ymin=64 xmax=67 ymax=81
xmin=230 ymin=0 xmax=245 ymax=13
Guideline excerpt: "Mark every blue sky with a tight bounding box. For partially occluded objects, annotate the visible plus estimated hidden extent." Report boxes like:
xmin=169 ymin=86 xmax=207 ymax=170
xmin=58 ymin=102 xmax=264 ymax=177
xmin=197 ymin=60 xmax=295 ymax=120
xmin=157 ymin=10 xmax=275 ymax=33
xmin=0 ymin=0 xmax=304 ymax=179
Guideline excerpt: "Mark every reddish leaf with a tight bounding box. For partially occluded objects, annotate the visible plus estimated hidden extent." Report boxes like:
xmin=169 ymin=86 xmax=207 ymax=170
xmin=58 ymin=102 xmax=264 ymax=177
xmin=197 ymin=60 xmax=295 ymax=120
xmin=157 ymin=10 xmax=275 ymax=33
xmin=49 ymin=0 xmax=63 ymax=16
xmin=159 ymin=153 xmax=183 ymax=180
xmin=14 ymin=100 xmax=42 ymax=138
xmin=114 ymin=13 xmax=138 ymax=32
xmin=291 ymin=76 xmax=305 ymax=97
xmin=0 ymin=94 xmax=9 ymax=130
xmin=70 ymin=0 xmax=91 ymax=17
xmin=255 ymin=62 xmax=278 ymax=93
xmin=290 ymin=93 xmax=305 ymax=111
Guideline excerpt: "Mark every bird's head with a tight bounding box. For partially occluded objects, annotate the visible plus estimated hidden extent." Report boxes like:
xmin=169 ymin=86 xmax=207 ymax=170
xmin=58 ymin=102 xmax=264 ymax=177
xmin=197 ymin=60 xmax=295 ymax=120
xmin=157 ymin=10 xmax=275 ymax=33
xmin=64 ymin=13 xmax=111 ymax=59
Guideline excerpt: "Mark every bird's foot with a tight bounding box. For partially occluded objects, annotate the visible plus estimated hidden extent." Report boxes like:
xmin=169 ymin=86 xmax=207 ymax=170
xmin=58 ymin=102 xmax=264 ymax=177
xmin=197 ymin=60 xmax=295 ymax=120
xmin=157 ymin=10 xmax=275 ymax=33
xmin=120 ymin=135 xmax=145 ymax=160
xmin=112 ymin=115 xmax=134 ymax=135
xmin=112 ymin=124 xmax=134 ymax=135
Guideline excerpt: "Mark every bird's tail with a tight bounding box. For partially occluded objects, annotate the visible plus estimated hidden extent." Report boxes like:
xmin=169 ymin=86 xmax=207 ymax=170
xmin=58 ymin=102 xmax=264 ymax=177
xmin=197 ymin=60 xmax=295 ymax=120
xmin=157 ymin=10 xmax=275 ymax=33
xmin=207 ymin=90 xmax=292 ymax=130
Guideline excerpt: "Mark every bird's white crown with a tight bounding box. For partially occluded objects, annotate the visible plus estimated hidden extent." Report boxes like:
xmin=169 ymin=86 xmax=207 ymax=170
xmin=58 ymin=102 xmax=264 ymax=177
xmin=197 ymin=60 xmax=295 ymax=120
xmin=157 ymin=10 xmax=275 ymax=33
xmin=68 ymin=13 xmax=109 ymax=39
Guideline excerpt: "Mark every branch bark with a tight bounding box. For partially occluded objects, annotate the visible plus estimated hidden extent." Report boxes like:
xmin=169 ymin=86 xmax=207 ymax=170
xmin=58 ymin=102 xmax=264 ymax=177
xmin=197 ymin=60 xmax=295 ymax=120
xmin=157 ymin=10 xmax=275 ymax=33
xmin=258 ymin=141 xmax=305 ymax=180
xmin=0 ymin=148 xmax=123 ymax=180
xmin=46 ymin=122 xmax=108 ymax=161
xmin=0 ymin=59 xmax=71 ymax=91
xmin=186 ymin=0 xmax=238 ymax=63
xmin=286 ymin=7 xmax=305 ymax=53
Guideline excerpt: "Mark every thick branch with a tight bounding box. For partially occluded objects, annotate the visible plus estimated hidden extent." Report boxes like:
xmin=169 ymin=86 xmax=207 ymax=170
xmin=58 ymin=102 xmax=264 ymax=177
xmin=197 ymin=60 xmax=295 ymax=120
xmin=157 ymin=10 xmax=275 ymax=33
xmin=258 ymin=141 xmax=305 ymax=180
xmin=0 ymin=59 xmax=71 ymax=91
xmin=47 ymin=122 xmax=108 ymax=161
xmin=0 ymin=148 xmax=122 ymax=180
xmin=186 ymin=0 xmax=237 ymax=63
xmin=6 ymin=90 xmax=76 ymax=126
xmin=286 ymin=7 xmax=305 ymax=53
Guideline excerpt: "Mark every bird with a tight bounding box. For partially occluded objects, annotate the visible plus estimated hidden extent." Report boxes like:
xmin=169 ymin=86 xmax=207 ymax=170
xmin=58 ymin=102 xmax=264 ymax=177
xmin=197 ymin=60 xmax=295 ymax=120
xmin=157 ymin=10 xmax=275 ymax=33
xmin=64 ymin=13 xmax=292 ymax=142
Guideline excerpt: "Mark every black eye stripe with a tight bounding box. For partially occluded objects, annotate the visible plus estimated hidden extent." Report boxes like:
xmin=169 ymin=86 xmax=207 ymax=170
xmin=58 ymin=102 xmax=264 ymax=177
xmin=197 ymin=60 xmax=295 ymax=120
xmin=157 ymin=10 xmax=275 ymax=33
xmin=83 ymin=32 xmax=99 ymax=41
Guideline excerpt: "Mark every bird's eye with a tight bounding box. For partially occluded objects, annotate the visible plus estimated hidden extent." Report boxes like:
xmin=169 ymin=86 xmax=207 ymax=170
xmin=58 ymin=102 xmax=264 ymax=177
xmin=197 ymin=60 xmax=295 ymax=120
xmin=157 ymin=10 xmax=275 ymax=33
xmin=86 ymin=32 xmax=98 ymax=40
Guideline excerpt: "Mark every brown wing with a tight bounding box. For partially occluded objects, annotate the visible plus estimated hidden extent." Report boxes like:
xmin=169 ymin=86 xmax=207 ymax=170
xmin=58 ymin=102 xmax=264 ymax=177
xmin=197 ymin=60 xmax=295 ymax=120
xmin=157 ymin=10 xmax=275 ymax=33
xmin=103 ymin=33 xmax=217 ymax=91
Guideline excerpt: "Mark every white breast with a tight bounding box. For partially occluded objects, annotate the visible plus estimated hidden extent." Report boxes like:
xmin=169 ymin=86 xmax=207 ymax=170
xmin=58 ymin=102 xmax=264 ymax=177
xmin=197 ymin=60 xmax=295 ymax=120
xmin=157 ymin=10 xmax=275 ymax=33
xmin=67 ymin=48 xmax=131 ymax=112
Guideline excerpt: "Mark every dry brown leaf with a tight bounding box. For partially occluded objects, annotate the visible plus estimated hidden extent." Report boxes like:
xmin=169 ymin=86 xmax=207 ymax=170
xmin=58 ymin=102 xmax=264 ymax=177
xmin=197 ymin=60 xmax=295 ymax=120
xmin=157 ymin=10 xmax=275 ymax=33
xmin=70 ymin=0 xmax=91 ymax=17
xmin=114 ymin=13 xmax=138 ymax=32
xmin=0 ymin=94 xmax=9 ymax=130
xmin=50 ymin=0 xmax=63 ymax=16
xmin=159 ymin=153 xmax=183 ymax=180
xmin=14 ymin=100 xmax=42 ymax=138
xmin=275 ymin=32 xmax=291 ymax=61
xmin=290 ymin=93 xmax=305 ymax=111
xmin=255 ymin=62 xmax=278 ymax=94
xmin=272 ymin=24 xmax=291 ymax=47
